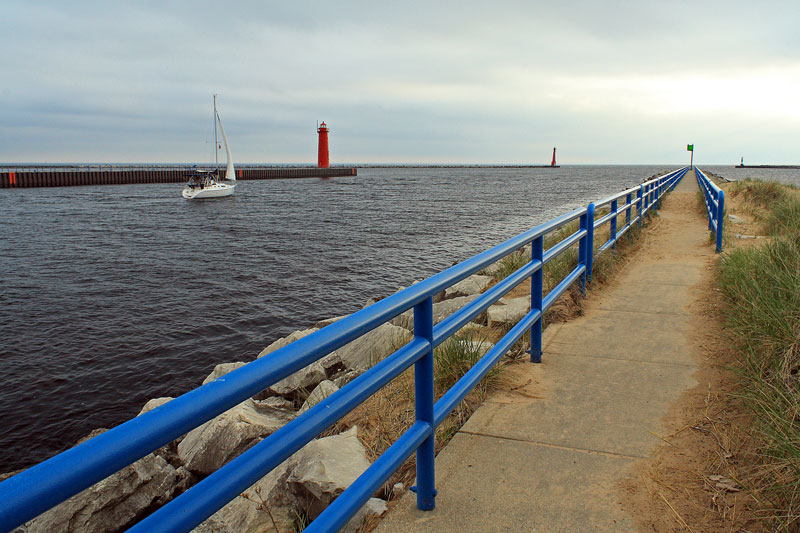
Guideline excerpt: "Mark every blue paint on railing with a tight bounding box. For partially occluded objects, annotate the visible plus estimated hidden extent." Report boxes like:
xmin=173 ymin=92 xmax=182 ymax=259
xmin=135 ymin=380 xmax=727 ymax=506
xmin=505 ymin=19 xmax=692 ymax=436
xmin=694 ymin=167 xmax=725 ymax=252
xmin=0 ymin=168 xmax=688 ymax=533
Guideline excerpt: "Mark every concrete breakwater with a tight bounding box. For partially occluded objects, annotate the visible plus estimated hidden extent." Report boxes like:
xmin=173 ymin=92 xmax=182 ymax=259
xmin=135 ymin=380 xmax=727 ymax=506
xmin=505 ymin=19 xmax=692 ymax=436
xmin=0 ymin=166 xmax=357 ymax=188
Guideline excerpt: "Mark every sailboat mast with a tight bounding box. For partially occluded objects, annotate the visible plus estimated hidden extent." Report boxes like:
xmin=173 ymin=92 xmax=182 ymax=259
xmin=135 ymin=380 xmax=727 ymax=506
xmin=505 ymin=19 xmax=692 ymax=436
xmin=213 ymin=94 xmax=219 ymax=169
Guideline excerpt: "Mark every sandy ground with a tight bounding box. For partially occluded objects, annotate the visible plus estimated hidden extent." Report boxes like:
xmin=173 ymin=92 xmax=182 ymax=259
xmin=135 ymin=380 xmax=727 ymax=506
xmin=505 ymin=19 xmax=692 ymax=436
xmin=617 ymin=177 xmax=766 ymax=531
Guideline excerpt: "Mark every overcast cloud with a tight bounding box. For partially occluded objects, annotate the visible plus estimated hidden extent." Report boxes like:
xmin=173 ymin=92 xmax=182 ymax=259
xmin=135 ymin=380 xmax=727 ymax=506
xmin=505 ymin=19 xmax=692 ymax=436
xmin=1 ymin=0 xmax=798 ymax=164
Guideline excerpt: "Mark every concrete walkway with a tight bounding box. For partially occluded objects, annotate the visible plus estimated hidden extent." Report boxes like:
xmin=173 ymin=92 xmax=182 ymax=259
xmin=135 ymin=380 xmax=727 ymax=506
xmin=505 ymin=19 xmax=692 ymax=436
xmin=378 ymin=173 xmax=713 ymax=532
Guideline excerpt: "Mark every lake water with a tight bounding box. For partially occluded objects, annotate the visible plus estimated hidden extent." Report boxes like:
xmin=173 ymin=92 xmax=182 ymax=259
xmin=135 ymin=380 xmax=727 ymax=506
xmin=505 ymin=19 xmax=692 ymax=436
xmin=2 ymin=164 xmax=797 ymax=472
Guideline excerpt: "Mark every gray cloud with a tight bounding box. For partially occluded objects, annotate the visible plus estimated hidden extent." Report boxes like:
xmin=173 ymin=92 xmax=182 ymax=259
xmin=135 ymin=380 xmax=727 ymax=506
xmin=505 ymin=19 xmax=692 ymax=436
xmin=1 ymin=0 xmax=798 ymax=164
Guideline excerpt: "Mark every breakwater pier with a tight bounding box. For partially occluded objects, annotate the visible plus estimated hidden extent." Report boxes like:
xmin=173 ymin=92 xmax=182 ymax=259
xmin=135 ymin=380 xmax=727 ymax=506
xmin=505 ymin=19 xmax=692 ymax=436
xmin=0 ymin=164 xmax=356 ymax=188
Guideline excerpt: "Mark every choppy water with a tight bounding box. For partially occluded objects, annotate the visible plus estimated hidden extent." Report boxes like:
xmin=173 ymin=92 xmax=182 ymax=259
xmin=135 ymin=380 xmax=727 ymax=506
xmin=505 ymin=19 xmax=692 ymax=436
xmin=3 ymin=164 xmax=796 ymax=473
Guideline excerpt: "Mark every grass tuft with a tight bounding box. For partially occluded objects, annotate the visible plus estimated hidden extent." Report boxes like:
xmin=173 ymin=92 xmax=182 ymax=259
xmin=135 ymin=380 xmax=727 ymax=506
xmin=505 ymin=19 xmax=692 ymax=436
xmin=727 ymin=178 xmax=788 ymax=208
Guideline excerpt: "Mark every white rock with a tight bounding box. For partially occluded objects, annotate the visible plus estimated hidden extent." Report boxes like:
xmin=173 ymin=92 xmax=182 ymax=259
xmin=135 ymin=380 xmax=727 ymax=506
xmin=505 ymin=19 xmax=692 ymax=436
xmin=269 ymin=361 xmax=327 ymax=397
xmin=342 ymin=498 xmax=388 ymax=532
xmin=333 ymin=370 xmax=361 ymax=388
xmin=444 ymin=274 xmax=493 ymax=299
xmin=194 ymin=457 xmax=297 ymax=533
xmin=392 ymin=482 xmax=405 ymax=499
xmin=727 ymin=213 xmax=744 ymax=224
xmin=23 ymin=453 xmax=184 ymax=532
xmin=258 ymin=329 xmax=335 ymax=395
xmin=254 ymin=396 xmax=294 ymax=410
xmin=487 ymin=297 xmax=530 ymax=328
xmin=137 ymin=397 xmax=173 ymax=416
xmin=287 ymin=427 xmax=370 ymax=520
xmin=299 ymin=380 xmax=340 ymax=414
xmin=314 ymin=314 xmax=349 ymax=329
xmin=202 ymin=362 xmax=246 ymax=386
xmin=336 ymin=323 xmax=412 ymax=371
xmin=178 ymin=399 xmax=293 ymax=475
xmin=258 ymin=328 xmax=318 ymax=359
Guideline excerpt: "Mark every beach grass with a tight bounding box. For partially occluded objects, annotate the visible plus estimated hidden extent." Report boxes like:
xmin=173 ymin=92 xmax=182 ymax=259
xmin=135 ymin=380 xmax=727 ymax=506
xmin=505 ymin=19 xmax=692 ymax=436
xmin=715 ymin=179 xmax=800 ymax=529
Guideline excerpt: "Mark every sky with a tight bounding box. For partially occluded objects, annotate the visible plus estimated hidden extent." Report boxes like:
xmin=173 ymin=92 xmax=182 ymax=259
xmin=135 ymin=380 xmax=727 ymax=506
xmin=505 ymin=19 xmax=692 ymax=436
xmin=1 ymin=1 xmax=798 ymax=165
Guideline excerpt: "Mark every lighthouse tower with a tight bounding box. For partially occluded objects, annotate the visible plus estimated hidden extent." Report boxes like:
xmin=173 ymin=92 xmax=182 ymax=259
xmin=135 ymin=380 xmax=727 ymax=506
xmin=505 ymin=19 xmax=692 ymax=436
xmin=317 ymin=122 xmax=330 ymax=168
xmin=551 ymin=147 xmax=557 ymax=167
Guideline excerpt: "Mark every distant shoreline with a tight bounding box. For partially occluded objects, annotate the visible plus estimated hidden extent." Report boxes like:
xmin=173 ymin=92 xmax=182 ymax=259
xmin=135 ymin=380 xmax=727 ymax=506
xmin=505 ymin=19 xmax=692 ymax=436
xmin=735 ymin=164 xmax=800 ymax=169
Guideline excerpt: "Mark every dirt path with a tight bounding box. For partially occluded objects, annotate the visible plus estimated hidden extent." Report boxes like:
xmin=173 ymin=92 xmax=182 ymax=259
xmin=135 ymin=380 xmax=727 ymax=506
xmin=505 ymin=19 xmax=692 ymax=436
xmin=377 ymin=173 xmax=745 ymax=531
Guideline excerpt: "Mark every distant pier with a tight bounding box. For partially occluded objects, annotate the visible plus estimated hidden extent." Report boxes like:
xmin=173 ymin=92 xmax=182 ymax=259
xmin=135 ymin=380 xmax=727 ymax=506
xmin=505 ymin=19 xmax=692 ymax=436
xmin=735 ymin=164 xmax=800 ymax=169
xmin=0 ymin=164 xmax=357 ymax=188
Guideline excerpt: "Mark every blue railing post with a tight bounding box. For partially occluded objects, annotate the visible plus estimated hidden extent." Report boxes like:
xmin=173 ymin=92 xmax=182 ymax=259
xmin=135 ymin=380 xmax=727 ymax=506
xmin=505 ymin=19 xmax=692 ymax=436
xmin=625 ymin=192 xmax=632 ymax=225
xmin=716 ymin=190 xmax=725 ymax=253
xmin=580 ymin=203 xmax=595 ymax=289
xmin=656 ymin=178 xmax=663 ymax=210
xmin=637 ymin=185 xmax=644 ymax=228
xmin=610 ymin=199 xmax=618 ymax=251
xmin=413 ymin=296 xmax=436 ymax=511
xmin=530 ymin=236 xmax=543 ymax=363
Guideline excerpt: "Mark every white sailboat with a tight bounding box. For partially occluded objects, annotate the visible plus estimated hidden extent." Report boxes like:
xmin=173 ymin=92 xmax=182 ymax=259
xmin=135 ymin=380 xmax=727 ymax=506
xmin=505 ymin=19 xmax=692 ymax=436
xmin=182 ymin=95 xmax=236 ymax=199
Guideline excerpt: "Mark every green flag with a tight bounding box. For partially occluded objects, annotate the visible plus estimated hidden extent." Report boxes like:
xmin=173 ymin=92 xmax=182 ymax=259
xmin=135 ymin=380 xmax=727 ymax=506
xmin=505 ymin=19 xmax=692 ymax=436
xmin=687 ymin=144 xmax=694 ymax=151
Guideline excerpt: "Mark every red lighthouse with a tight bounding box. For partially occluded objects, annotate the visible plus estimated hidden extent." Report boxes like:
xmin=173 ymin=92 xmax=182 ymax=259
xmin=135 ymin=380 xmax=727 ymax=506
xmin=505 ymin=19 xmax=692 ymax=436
xmin=551 ymin=147 xmax=557 ymax=167
xmin=317 ymin=122 xmax=330 ymax=168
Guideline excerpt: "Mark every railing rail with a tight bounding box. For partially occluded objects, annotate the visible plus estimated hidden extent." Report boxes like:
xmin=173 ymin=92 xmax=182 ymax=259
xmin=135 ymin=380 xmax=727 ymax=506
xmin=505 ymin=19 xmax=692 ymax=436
xmin=695 ymin=166 xmax=725 ymax=252
xmin=0 ymin=167 xmax=688 ymax=532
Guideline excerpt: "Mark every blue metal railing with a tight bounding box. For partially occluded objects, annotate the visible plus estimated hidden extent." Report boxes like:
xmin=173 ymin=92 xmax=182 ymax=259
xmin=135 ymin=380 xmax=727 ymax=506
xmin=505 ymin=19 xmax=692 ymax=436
xmin=591 ymin=168 xmax=691 ymax=278
xmin=0 ymin=168 xmax=688 ymax=532
xmin=695 ymin=166 xmax=725 ymax=252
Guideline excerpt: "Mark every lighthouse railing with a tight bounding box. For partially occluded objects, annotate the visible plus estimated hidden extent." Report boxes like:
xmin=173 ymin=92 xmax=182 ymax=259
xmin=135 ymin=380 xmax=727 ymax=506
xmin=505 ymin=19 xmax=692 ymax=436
xmin=0 ymin=168 xmax=688 ymax=533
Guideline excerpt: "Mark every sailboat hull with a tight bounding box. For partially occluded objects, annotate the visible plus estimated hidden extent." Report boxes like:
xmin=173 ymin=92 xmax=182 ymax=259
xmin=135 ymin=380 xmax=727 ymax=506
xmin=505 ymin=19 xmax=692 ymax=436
xmin=182 ymin=181 xmax=236 ymax=199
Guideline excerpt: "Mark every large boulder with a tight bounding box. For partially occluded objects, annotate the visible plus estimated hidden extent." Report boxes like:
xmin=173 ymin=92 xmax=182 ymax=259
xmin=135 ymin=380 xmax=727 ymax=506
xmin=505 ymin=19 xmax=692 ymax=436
xmin=287 ymin=427 xmax=370 ymax=520
xmin=137 ymin=397 xmax=174 ymax=416
xmin=22 ymin=452 xmax=186 ymax=532
xmin=269 ymin=361 xmax=326 ymax=397
xmin=336 ymin=323 xmax=411 ymax=371
xmin=258 ymin=329 xmax=319 ymax=359
xmin=202 ymin=362 xmax=247 ymax=386
xmin=444 ymin=274 xmax=493 ymax=299
xmin=178 ymin=399 xmax=294 ymax=475
xmin=194 ymin=427 xmax=374 ymax=532
xmin=487 ymin=297 xmax=530 ymax=328
xmin=194 ymin=458 xmax=297 ymax=533
xmin=258 ymin=329 xmax=339 ymax=394
xmin=299 ymin=380 xmax=339 ymax=414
